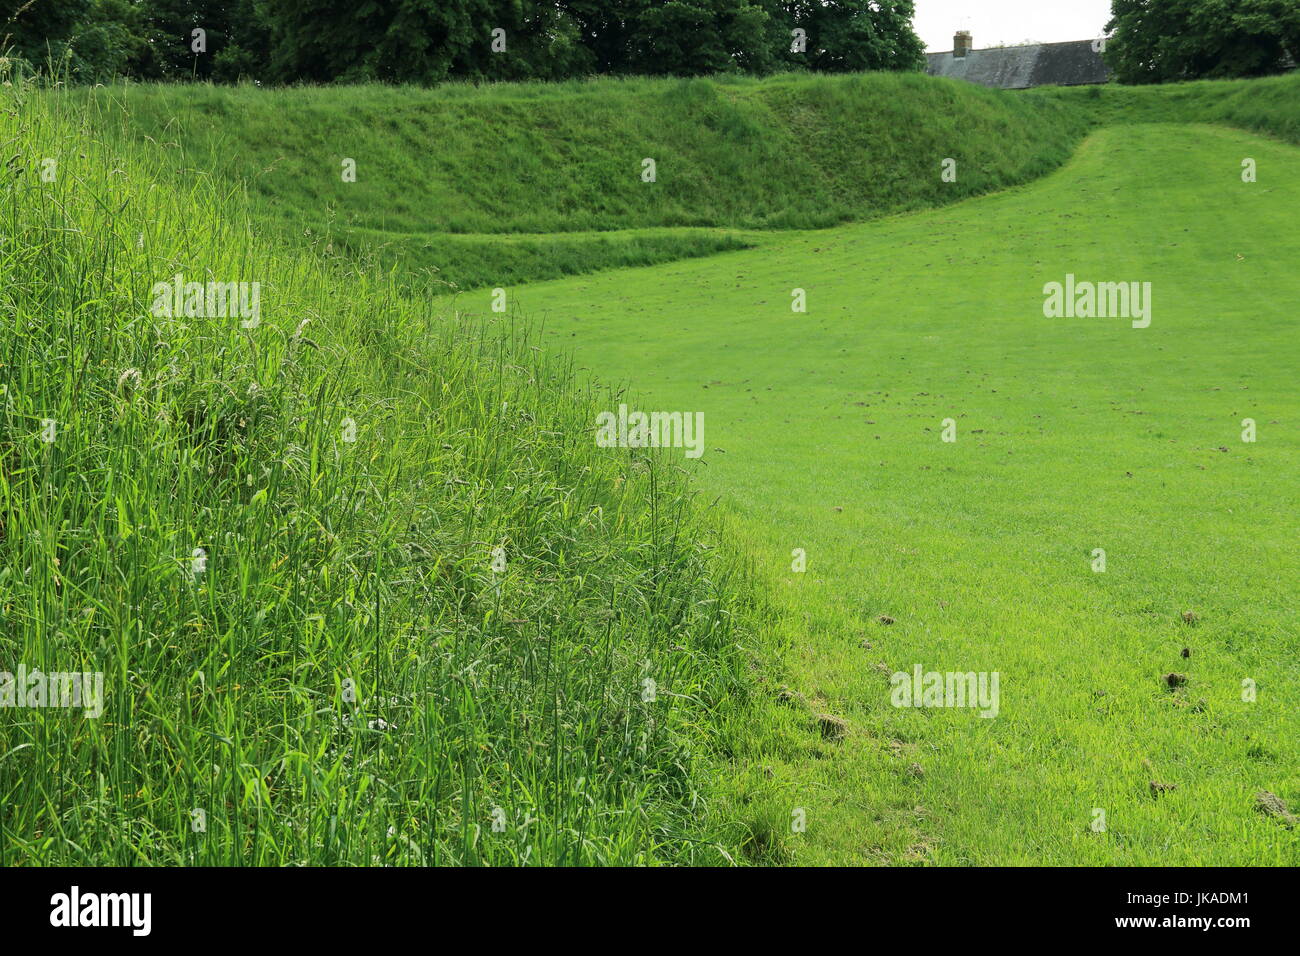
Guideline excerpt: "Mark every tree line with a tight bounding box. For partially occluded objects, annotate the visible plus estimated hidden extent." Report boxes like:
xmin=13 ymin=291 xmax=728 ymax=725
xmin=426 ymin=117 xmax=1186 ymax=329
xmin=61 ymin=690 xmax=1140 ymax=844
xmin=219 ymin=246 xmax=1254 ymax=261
xmin=5 ymin=1 xmax=1296 ymax=87
xmin=1 ymin=0 xmax=926 ymax=84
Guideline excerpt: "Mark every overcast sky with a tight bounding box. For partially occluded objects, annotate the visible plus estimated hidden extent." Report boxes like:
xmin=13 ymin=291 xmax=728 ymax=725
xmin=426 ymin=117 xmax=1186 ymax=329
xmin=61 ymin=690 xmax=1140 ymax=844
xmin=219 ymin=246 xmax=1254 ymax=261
xmin=913 ymin=0 xmax=1114 ymax=52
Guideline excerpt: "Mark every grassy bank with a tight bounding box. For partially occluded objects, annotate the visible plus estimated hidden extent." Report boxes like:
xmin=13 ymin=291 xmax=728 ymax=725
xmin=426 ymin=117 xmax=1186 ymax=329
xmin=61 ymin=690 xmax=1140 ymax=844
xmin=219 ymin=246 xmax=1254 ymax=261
xmin=89 ymin=72 xmax=1092 ymax=233
xmin=72 ymin=70 xmax=1300 ymax=292
xmin=1037 ymin=71 xmax=1300 ymax=144
xmin=9 ymin=65 xmax=1300 ymax=867
xmin=0 ymin=76 xmax=757 ymax=866
xmin=78 ymin=72 xmax=1095 ymax=288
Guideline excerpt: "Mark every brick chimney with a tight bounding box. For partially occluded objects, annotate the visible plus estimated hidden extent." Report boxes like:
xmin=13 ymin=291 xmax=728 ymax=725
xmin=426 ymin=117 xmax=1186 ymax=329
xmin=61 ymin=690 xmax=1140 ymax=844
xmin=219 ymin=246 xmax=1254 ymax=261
xmin=954 ymin=31 xmax=973 ymax=58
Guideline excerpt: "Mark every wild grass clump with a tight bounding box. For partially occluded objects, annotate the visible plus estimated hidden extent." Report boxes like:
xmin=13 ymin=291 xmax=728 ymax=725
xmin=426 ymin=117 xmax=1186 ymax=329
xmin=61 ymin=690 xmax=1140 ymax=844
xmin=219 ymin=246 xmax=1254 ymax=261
xmin=0 ymin=74 xmax=754 ymax=865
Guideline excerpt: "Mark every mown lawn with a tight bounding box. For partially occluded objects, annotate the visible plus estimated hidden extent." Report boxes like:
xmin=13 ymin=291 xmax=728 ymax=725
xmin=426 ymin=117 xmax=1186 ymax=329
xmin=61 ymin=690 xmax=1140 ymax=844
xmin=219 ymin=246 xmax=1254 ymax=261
xmin=512 ymin=123 xmax=1300 ymax=864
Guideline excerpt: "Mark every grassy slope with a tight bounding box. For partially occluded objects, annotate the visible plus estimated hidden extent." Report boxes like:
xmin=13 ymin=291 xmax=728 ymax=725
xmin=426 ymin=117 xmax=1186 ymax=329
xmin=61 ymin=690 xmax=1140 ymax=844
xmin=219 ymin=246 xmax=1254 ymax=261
xmin=1036 ymin=72 xmax=1300 ymax=143
xmin=326 ymin=224 xmax=760 ymax=292
xmin=11 ymin=69 xmax=1300 ymax=867
xmin=515 ymin=122 xmax=1300 ymax=865
xmin=82 ymin=73 xmax=1091 ymax=289
xmin=77 ymin=71 xmax=1300 ymax=293
xmin=0 ymin=82 xmax=756 ymax=866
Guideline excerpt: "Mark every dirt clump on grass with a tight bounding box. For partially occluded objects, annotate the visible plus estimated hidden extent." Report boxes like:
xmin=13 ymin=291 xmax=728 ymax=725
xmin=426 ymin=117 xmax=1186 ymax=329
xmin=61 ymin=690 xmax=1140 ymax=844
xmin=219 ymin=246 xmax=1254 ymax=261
xmin=816 ymin=714 xmax=849 ymax=742
xmin=1255 ymin=791 xmax=1297 ymax=828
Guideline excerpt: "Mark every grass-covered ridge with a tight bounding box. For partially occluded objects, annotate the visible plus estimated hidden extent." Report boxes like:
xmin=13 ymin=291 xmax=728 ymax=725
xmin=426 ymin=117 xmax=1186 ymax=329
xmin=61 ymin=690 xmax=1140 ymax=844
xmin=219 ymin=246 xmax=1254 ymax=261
xmin=72 ymin=70 xmax=1300 ymax=291
xmin=80 ymin=72 xmax=1095 ymax=288
xmin=0 ymin=79 xmax=758 ymax=866
xmin=92 ymin=73 xmax=1091 ymax=233
xmin=1036 ymin=71 xmax=1300 ymax=145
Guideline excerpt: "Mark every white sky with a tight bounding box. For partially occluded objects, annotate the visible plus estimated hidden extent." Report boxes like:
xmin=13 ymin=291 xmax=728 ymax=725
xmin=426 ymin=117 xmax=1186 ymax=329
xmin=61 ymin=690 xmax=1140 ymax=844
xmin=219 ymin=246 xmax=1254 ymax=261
xmin=913 ymin=0 xmax=1114 ymax=52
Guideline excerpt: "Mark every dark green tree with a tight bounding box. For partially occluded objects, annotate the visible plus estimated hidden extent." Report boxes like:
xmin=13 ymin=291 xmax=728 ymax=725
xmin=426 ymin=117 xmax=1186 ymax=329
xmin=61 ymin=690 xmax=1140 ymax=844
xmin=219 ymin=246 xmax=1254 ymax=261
xmin=210 ymin=0 xmax=273 ymax=82
xmin=3 ymin=0 xmax=929 ymax=84
xmin=626 ymin=0 xmax=778 ymax=76
xmin=772 ymin=0 xmax=925 ymax=73
xmin=2 ymin=0 xmax=93 ymax=71
xmin=1106 ymin=0 xmax=1300 ymax=84
xmin=70 ymin=0 xmax=157 ymax=81
xmin=137 ymin=0 xmax=251 ymax=80
xmin=1 ymin=0 xmax=158 ymax=82
xmin=260 ymin=0 xmax=523 ymax=84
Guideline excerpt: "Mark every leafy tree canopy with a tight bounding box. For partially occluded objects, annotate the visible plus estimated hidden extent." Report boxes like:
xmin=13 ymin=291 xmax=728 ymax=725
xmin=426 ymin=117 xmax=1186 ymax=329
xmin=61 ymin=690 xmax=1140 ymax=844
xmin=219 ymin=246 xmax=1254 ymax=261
xmin=1106 ymin=0 xmax=1300 ymax=84
xmin=1 ymin=0 xmax=926 ymax=84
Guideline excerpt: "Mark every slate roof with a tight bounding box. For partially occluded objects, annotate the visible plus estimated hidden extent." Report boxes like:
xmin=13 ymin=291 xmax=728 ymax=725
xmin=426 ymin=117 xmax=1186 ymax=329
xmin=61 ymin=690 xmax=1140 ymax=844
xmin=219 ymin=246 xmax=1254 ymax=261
xmin=925 ymin=39 xmax=1111 ymax=89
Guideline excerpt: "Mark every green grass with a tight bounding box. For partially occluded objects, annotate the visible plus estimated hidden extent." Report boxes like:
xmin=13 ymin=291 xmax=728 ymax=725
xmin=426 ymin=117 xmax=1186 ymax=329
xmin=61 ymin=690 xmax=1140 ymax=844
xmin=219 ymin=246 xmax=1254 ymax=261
xmin=7 ymin=66 xmax=1300 ymax=867
xmin=513 ymin=122 xmax=1300 ymax=865
xmin=316 ymin=224 xmax=763 ymax=291
xmin=70 ymin=71 xmax=1300 ymax=293
xmin=88 ymin=73 xmax=1090 ymax=233
xmin=0 ymin=77 xmax=757 ymax=866
xmin=1035 ymin=72 xmax=1300 ymax=144
xmin=77 ymin=72 xmax=1094 ymax=289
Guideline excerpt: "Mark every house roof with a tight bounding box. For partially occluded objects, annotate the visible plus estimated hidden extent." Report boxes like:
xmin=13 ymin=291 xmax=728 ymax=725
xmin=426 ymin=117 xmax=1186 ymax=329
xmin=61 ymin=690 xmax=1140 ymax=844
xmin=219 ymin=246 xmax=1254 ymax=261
xmin=925 ymin=39 xmax=1111 ymax=89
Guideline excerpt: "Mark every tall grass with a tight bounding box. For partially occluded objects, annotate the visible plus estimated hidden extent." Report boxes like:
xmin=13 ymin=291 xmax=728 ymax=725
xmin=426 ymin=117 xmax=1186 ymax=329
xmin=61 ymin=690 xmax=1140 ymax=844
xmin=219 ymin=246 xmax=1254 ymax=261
xmin=77 ymin=73 xmax=1092 ymax=235
xmin=0 ymin=73 xmax=756 ymax=866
